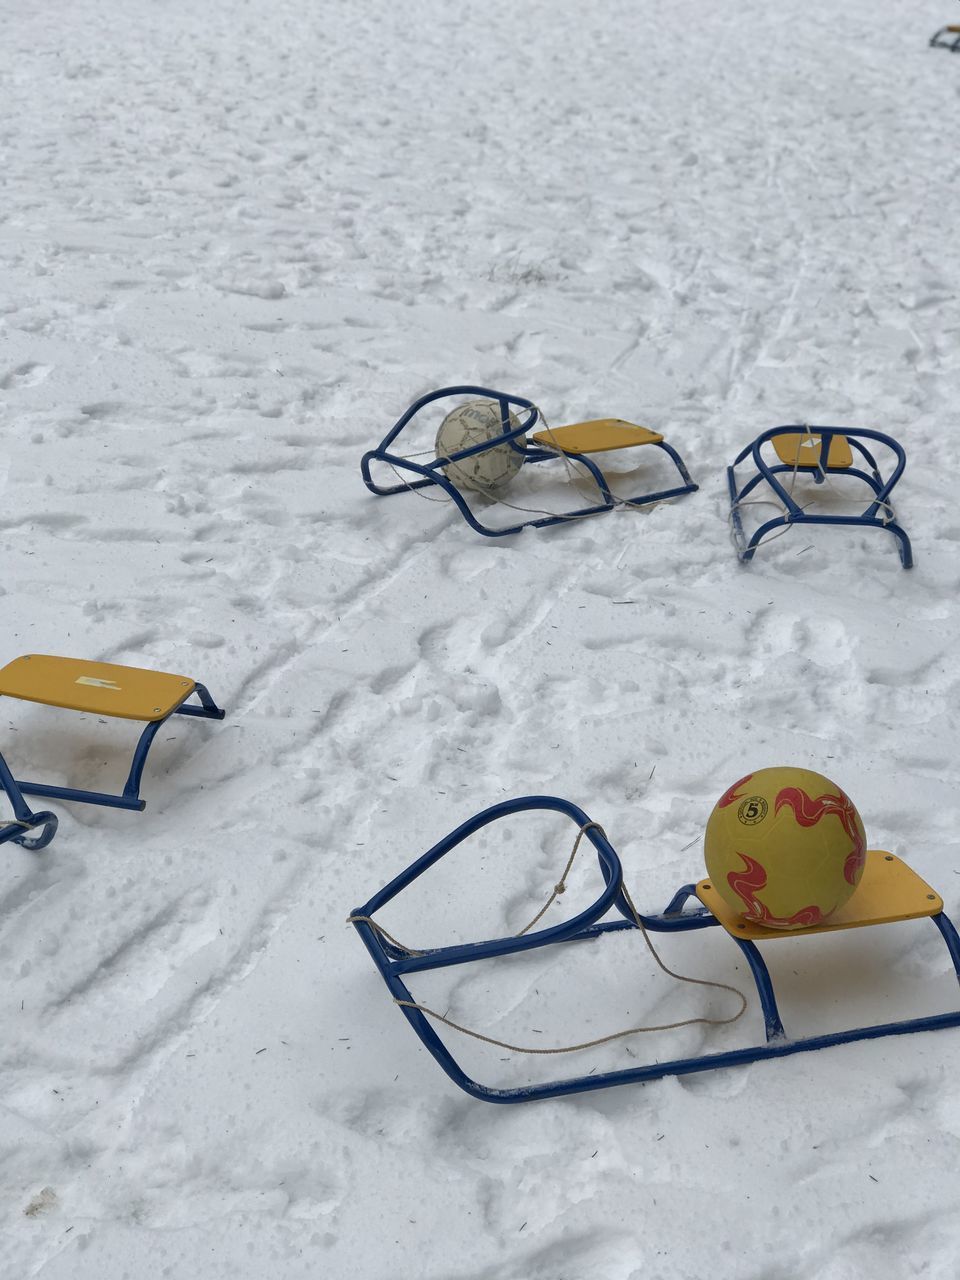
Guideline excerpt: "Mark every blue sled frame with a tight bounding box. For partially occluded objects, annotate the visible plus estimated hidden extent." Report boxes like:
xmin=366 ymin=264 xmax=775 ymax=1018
xmin=0 ymin=682 xmax=225 ymax=849
xmin=728 ymin=425 xmax=913 ymax=567
xmin=361 ymin=385 xmax=698 ymax=537
xmin=351 ymin=796 xmax=960 ymax=1103
xmin=0 ymin=749 xmax=58 ymax=851
xmin=931 ymin=25 xmax=960 ymax=50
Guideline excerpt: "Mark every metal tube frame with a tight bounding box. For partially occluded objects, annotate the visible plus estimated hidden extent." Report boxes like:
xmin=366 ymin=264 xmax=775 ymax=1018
xmin=9 ymin=681 xmax=225 ymax=815
xmin=361 ymin=386 xmax=698 ymax=537
xmin=930 ymin=26 xmax=960 ymax=50
xmin=727 ymin=425 xmax=913 ymax=567
xmin=0 ymin=750 xmax=58 ymax=850
xmin=351 ymin=796 xmax=960 ymax=1103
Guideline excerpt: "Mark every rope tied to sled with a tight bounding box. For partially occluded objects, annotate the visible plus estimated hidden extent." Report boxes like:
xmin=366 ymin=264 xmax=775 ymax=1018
xmin=348 ymin=821 xmax=747 ymax=1057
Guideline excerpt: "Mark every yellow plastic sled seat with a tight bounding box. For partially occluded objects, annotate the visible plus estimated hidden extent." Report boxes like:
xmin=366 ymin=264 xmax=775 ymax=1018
xmin=526 ymin=414 xmax=697 ymax=513
xmin=0 ymin=653 xmax=225 ymax=822
xmin=0 ymin=655 xmax=198 ymax=721
xmin=531 ymin=419 xmax=664 ymax=454
xmin=771 ymin=430 xmax=853 ymax=470
xmin=697 ymin=851 xmax=942 ymax=941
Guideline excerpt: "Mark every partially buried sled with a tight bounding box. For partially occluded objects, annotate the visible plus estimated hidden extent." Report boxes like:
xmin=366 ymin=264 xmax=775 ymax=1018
xmin=350 ymin=774 xmax=960 ymax=1103
xmin=360 ymin=386 xmax=698 ymax=537
xmin=0 ymin=654 xmax=225 ymax=850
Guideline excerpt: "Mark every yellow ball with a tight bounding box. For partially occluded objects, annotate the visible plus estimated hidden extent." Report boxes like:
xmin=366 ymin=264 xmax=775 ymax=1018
xmin=704 ymin=767 xmax=867 ymax=930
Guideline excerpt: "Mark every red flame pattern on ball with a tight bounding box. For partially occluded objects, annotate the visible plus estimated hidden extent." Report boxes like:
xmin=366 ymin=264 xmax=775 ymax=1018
xmin=717 ymin=774 xmax=753 ymax=809
xmin=774 ymin=786 xmax=866 ymax=885
xmin=726 ymin=853 xmax=826 ymax=929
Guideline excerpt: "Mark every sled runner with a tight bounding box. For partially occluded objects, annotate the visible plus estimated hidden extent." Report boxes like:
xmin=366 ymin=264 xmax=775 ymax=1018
xmin=350 ymin=796 xmax=960 ymax=1103
xmin=930 ymin=24 xmax=960 ymax=50
xmin=0 ymin=655 xmax=225 ymax=835
xmin=0 ymin=750 xmax=58 ymax=850
xmin=361 ymin=386 xmax=698 ymax=537
xmin=727 ymin=425 xmax=912 ymax=566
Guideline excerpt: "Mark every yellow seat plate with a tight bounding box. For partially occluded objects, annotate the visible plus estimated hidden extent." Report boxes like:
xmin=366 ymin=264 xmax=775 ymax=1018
xmin=697 ymin=851 xmax=942 ymax=941
xmin=0 ymin=655 xmax=196 ymax=722
xmin=532 ymin=419 xmax=664 ymax=455
xmin=772 ymin=432 xmax=853 ymax=469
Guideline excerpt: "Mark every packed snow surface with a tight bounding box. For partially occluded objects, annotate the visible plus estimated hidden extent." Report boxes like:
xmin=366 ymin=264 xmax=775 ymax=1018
xmin=2 ymin=0 xmax=960 ymax=1276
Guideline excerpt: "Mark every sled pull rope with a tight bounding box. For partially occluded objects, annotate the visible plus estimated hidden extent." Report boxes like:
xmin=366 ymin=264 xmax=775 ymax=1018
xmin=349 ymin=822 xmax=747 ymax=1056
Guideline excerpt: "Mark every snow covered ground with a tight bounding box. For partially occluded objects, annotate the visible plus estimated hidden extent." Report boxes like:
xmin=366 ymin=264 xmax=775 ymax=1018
xmin=2 ymin=0 xmax=960 ymax=1274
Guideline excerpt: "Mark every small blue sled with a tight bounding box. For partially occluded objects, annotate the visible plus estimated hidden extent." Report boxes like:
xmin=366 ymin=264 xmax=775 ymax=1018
xmin=0 ymin=654 xmax=225 ymax=849
xmin=728 ymin=426 xmax=912 ymax=566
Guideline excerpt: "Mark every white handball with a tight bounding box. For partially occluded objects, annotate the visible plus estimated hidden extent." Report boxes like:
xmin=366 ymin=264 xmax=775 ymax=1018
xmin=435 ymin=400 xmax=526 ymax=496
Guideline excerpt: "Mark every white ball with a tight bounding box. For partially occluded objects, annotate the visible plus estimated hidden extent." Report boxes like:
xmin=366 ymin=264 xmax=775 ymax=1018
xmin=435 ymin=400 xmax=526 ymax=496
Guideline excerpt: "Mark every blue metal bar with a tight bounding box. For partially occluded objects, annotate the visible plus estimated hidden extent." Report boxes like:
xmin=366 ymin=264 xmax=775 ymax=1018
xmin=14 ymin=780 xmax=145 ymax=812
xmin=661 ymin=883 xmax=702 ymax=916
xmin=183 ymin=682 xmax=226 ymax=720
xmin=931 ymin=26 xmax=960 ymax=50
xmin=0 ymin=818 xmax=58 ymax=850
xmin=390 ymin=899 xmax=724 ymax=976
xmin=356 ymin=796 xmax=616 ymax=913
xmin=367 ymin=385 xmax=538 ymax=458
xmin=0 ymin=749 xmax=40 ymax=825
xmin=122 ymin=718 xmax=165 ymax=802
xmin=356 ymin=796 xmax=624 ymax=968
xmin=0 ymin=811 xmax=58 ymax=850
xmin=646 ymin=440 xmax=699 ymax=503
xmin=521 ymin=441 xmax=697 ymax=510
xmin=0 ymin=749 xmax=58 ymax=850
xmin=732 ymin=937 xmax=786 ymax=1040
xmin=523 ymin=448 xmax=615 ymax=503
xmin=175 ymin=703 xmax=224 ymax=719
xmin=412 ymin=1007 xmax=960 ymax=1104
xmin=932 ymin=912 xmax=960 ymax=979
xmin=122 ymin=681 xmax=225 ymax=805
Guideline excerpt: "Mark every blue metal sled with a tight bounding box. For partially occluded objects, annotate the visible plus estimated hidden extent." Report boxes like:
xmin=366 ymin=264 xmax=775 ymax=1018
xmin=728 ymin=425 xmax=912 ymax=566
xmin=931 ymin=23 xmax=960 ymax=50
xmin=0 ymin=654 xmax=225 ymax=847
xmin=351 ymin=796 xmax=960 ymax=1104
xmin=361 ymin=386 xmax=698 ymax=537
